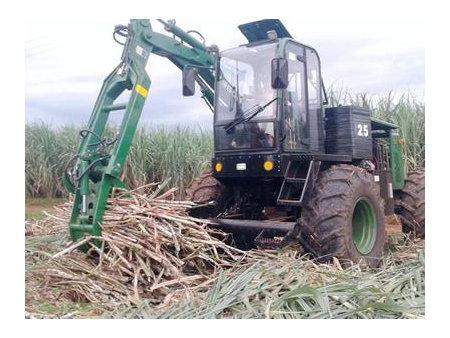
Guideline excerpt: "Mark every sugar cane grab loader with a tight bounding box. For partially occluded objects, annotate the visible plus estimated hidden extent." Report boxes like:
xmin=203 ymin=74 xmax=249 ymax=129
xmin=63 ymin=19 xmax=425 ymax=267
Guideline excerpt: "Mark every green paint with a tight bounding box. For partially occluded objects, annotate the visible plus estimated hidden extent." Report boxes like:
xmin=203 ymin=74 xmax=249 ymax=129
xmin=63 ymin=20 xmax=218 ymax=248
xmin=352 ymin=198 xmax=377 ymax=254
xmin=389 ymin=130 xmax=406 ymax=190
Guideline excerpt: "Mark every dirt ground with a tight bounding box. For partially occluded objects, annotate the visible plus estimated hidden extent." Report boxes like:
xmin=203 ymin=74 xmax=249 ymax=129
xmin=25 ymin=199 xmax=66 ymax=219
xmin=25 ymin=205 xmax=57 ymax=214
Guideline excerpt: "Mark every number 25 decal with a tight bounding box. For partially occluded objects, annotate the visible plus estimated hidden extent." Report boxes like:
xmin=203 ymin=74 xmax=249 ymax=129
xmin=357 ymin=124 xmax=369 ymax=137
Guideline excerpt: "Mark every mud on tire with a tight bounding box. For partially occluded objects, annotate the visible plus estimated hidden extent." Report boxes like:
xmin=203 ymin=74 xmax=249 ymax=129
xmin=186 ymin=171 xmax=223 ymax=204
xmin=186 ymin=171 xmax=234 ymax=218
xmin=301 ymin=164 xmax=385 ymax=267
xmin=400 ymin=169 xmax=425 ymax=238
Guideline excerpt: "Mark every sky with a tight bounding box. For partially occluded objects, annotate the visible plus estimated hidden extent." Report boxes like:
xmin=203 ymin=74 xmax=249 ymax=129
xmin=25 ymin=17 xmax=425 ymax=129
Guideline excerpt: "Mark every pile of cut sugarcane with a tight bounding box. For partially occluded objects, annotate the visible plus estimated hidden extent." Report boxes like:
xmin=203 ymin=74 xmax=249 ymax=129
xmin=29 ymin=184 xmax=251 ymax=309
xmin=25 ymin=184 xmax=425 ymax=318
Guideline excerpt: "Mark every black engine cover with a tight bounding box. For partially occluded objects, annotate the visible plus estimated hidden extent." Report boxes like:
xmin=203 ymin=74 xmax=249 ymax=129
xmin=325 ymin=106 xmax=372 ymax=160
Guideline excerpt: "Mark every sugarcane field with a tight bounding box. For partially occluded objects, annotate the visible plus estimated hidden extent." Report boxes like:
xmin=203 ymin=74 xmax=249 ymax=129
xmin=25 ymin=17 xmax=426 ymax=321
xmin=25 ymin=88 xmax=425 ymax=319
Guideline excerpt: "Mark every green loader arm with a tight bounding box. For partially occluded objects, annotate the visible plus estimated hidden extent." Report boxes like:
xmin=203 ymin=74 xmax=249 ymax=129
xmin=62 ymin=19 xmax=218 ymax=247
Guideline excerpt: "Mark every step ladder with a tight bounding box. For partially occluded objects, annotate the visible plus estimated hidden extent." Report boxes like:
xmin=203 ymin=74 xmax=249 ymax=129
xmin=277 ymin=160 xmax=321 ymax=207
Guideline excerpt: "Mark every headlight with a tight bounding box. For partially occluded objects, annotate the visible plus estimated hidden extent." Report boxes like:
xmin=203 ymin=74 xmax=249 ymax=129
xmin=215 ymin=162 xmax=223 ymax=172
xmin=263 ymin=160 xmax=274 ymax=171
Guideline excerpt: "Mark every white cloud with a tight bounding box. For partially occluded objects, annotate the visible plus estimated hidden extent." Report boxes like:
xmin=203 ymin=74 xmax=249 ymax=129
xmin=25 ymin=18 xmax=425 ymax=126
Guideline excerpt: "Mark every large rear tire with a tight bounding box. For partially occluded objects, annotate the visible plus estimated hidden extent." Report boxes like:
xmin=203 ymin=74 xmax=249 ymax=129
xmin=301 ymin=165 xmax=385 ymax=267
xmin=400 ymin=169 xmax=425 ymax=238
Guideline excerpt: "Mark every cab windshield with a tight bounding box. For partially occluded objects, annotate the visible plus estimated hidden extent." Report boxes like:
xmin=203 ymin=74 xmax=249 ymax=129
xmin=215 ymin=43 xmax=277 ymax=150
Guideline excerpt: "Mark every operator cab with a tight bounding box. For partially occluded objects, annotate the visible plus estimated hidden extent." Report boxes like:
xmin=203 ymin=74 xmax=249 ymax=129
xmin=213 ymin=39 xmax=325 ymax=155
xmin=182 ymin=19 xmax=327 ymax=181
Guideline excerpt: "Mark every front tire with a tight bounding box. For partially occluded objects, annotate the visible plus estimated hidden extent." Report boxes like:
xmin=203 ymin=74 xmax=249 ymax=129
xmin=186 ymin=171 xmax=223 ymax=204
xmin=185 ymin=171 xmax=234 ymax=219
xmin=186 ymin=171 xmax=255 ymax=249
xmin=301 ymin=165 xmax=385 ymax=267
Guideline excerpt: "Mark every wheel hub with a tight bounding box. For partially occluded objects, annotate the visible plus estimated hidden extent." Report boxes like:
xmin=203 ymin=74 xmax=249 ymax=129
xmin=352 ymin=198 xmax=377 ymax=254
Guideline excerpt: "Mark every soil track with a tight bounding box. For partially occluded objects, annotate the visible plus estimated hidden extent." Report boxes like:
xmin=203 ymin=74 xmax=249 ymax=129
xmin=25 ymin=205 xmax=56 ymax=214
